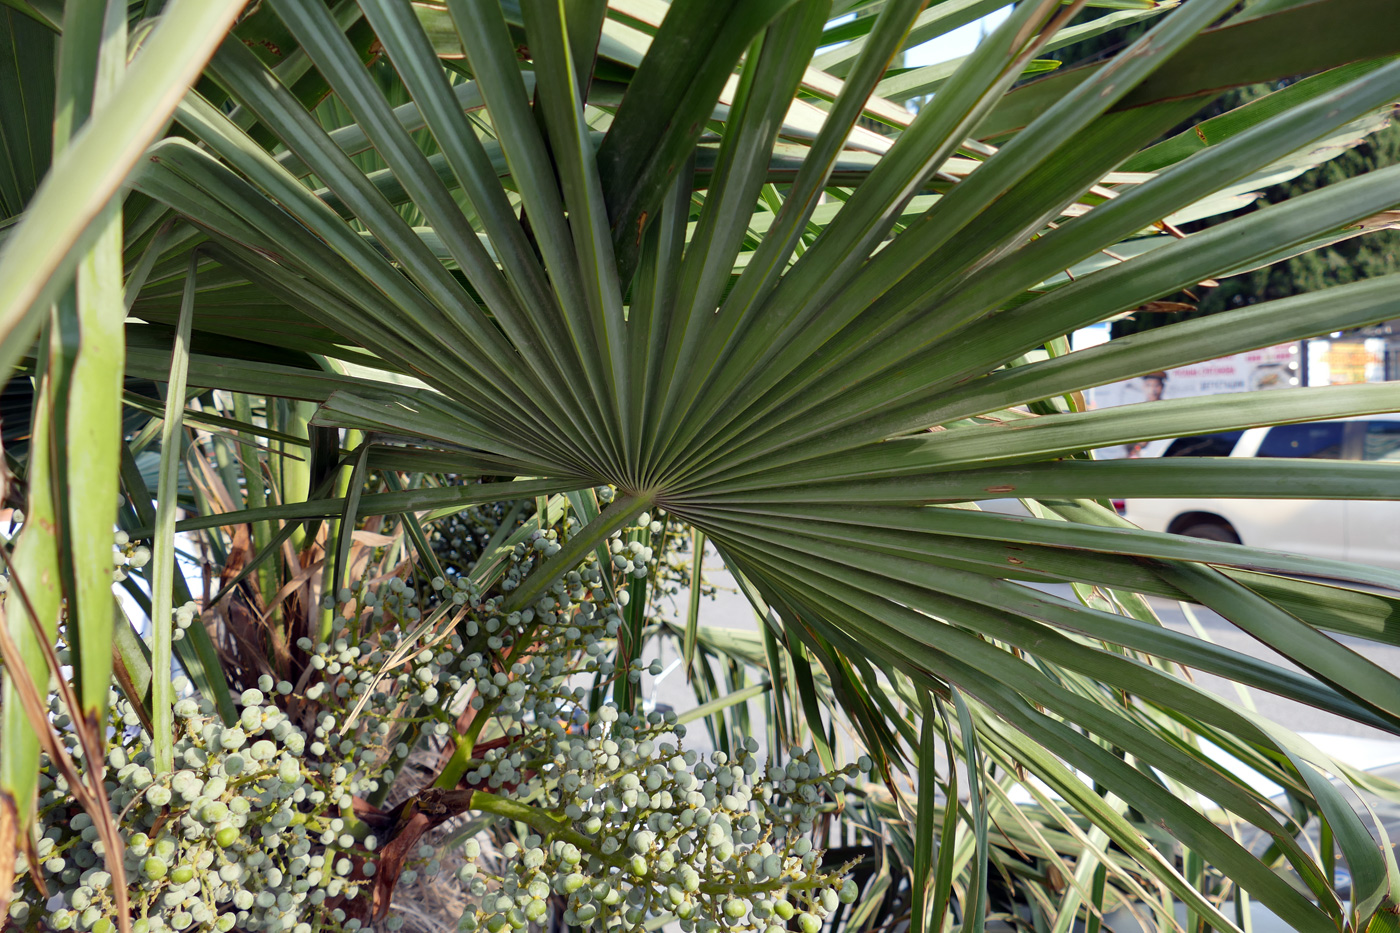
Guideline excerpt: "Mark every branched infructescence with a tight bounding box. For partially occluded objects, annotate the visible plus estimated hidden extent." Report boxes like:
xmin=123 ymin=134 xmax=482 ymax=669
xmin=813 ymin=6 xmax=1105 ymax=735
xmin=9 ymin=678 xmax=377 ymax=933
xmin=457 ymin=716 xmax=866 ymax=933
xmin=440 ymin=513 xmax=869 ymax=933
xmin=5 ymin=508 xmax=868 ymax=933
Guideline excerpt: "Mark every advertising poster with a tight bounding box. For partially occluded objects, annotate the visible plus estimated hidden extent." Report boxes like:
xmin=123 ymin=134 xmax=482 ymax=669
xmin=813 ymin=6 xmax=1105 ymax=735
xmin=1084 ymin=344 xmax=1299 ymax=458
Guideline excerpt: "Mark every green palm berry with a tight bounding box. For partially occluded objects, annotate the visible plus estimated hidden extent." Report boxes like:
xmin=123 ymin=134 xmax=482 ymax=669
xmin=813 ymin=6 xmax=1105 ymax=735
xmin=141 ymin=858 xmax=166 ymax=881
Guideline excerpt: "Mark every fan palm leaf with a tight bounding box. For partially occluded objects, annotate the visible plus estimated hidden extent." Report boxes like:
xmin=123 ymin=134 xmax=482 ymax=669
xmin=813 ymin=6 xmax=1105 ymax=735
xmin=6 ymin=0 xmax=1400 ymax=928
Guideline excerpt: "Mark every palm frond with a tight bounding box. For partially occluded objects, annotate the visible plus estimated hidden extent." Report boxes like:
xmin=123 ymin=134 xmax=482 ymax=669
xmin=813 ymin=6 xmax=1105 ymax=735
xmin=6 ymin=0 xmax=1400 ymax=927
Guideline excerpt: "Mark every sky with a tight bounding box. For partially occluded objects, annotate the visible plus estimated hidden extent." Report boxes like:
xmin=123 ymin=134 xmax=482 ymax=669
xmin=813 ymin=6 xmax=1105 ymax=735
xmin=901 ymin=8 xmax=1012 ymax=69
xmin=818 ymin=7 xmax=1012 ymax=71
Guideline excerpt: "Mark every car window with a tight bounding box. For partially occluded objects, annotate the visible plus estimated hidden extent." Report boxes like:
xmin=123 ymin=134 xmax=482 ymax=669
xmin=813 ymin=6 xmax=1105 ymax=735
xmin=1163 ymin=431 xmax=1243 ymax=457
xmin=1361 ymin=421 xmax=1400 ymax=462
xmin=1255 ymin=422 xmax=1346 ymax=459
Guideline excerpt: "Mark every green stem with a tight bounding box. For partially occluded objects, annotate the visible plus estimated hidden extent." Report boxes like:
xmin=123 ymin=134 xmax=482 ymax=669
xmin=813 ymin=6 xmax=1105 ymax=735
xmin=234 ymin=393 xmax=277 ymax=612
xmin=319 ymin=429 xmax=364 ymax=645
xmin=0 ymin=320 xmax=63 ymax=836
xmin=465 ymin=791 xmax=829 ymax=897
xmin=150 ymin=251 xmax=198 ymax=774
xmin=500 ymin=492 xmax=650 ymax=614
xmin=122 ymin=218 xmax=178 ymax=314
xmin=434 ymin=622 xmax=542 ymax=789
xmin=698 ymin=875 xmax=831 ymax=898
xmin=281 ymin=400 xmax=314 ymax=552
xmin=435 ymin=696 xmax=499 ymax=790
xmin=469 ymin=790 xmax=621 ymax=868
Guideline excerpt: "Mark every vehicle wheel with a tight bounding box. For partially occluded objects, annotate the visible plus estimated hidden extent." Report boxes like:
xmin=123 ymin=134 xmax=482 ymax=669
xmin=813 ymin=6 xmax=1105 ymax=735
xmin=1177 ymin=522 xmax=1240 ymax=544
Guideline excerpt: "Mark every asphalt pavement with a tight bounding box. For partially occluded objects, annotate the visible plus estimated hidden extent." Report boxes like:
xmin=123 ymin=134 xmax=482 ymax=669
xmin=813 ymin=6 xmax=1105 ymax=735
xmin=1143 ymin=590 xmax=1400 ymax=741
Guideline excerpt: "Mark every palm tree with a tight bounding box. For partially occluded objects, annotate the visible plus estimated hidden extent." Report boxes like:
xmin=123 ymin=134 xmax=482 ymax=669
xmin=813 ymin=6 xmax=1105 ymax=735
xmin=5 ymin=0 xmax=1400 ymax=929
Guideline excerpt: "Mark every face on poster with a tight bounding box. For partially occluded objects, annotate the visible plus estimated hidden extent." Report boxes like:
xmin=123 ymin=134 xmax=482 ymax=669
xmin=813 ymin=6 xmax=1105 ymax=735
xmin=1136 ymin=373 xmax=1166 ymax=402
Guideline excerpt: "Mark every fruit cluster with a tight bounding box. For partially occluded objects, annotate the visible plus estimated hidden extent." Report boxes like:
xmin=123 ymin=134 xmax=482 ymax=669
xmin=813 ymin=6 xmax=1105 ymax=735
xmin=456 ymin=709 xmax=868 ymax=933
xmin=10 ymin=684 xmax=372 ymax=933
xmin=7 ymin=509 xmax=865 ymax=933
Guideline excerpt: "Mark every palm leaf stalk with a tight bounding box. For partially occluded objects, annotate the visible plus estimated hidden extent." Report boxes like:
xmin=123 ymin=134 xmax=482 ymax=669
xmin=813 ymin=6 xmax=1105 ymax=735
xmin=5 ymin=0 xmax=1400 ymax=929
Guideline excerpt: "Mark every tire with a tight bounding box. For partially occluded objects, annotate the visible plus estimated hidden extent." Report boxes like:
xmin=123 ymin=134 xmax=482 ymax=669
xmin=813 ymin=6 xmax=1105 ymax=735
xmin=1177 ymin=522 xmax=1240 ymax=544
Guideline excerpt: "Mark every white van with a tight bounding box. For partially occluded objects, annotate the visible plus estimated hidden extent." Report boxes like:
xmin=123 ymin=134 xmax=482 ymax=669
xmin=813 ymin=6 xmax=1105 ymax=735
xmin=1123 ymin=417 xmax=1400 ymax=570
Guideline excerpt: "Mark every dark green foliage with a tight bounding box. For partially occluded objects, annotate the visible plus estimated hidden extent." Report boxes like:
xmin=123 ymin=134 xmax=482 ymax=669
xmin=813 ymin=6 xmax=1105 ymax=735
xmin=1047 ymin=9 xmax=1400 ymax=339
xmin=1109 ymin=101 xmax=1400 ymax=337
xmin=1174 ymin=122 xmax=1400 ymax=322
xmin=0 ymin=8 xmax=56 ymax=220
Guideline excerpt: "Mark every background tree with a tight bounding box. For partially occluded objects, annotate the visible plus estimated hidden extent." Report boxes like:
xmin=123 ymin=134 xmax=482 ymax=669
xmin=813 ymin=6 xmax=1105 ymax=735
xmin=1046 ymin=5 xmax=1400 ymax=336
